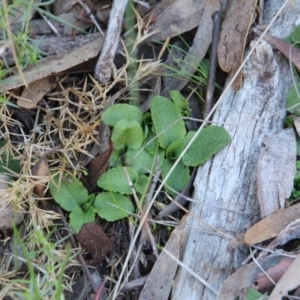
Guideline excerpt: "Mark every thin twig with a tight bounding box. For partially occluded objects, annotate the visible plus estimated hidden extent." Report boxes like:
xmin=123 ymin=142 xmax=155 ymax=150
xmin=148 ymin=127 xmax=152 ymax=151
xmin=95 ymin=0 xmax=128 ymax=83
xmin=205 ymin=8 xmax=222 ymax=117
xmin=38 ymin=11 xmax=61 ymax=36
xmin=2 ymin=0 xmax=27 ymax=87
xmin=156 ymin=167 xmax=197 ymax=219
xmin=163 ymin=248 xmax=218 ymax=295
xmin=77 ymin=0 xmax=105 ymax=36
xmin=259 ymin=0 xmax=264 ymax=25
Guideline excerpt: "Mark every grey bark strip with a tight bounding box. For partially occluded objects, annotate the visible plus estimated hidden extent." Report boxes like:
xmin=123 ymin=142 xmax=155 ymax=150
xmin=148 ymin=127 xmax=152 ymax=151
xmin=0 ymin=36 xmax=105 ymax=91
xmin=94 ymin=0 xmax=128 ymax=83
xmin=171 ymin=1 xmax=299 ymax=298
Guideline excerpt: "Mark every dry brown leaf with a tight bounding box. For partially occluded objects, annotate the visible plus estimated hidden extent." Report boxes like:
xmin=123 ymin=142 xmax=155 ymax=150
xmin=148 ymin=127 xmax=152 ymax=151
xmin=139 ymin=216 xmax=186 ymax=300
xmin=81 ymin=139 xmax=113 ymax=193
xmin=31 ymin=156 xmax=49 ymax=198
xmin=147 ymin=0 xmax=207 ymax=42
xmin=269 ymin=253 xmax=300 ymax=299
xmin=217 ymin=0 xmax=257 ymax=90
xmin=218 ymin=255 xmax=294 ymax=299
xmin=18 ymin=76 xmax=56 ymax=109
xmin=244 ymin=203 xmax=300 ymax=245
xmin=146 ymin=0 xmax=175 ymax=24
xmin=0 ymin=36 xmax=104 ymax=91
xmin=256 ymin=129 xmax=296 ymax=217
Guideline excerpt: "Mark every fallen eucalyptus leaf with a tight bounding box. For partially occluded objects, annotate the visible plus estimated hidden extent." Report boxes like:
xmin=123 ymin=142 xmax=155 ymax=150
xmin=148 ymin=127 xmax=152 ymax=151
xmin=31 ymin=156 xmax=49 ymax=198
xmin=218 ymin=255 xmax=294 ymax=299
xmin=269 ymin=254 xmax=300 ymax=300
xmin=18 ymin=76 xmax=56 ymax=109
xmin=81 ymin=140 xmax=113 ymax=193
xmin=147 ymin=0 xmax=207 ymax=42
xmin=244 ymin=203 xmax=300 ymax=245
xmin=218 ymin=0 xmax=257 ymax=90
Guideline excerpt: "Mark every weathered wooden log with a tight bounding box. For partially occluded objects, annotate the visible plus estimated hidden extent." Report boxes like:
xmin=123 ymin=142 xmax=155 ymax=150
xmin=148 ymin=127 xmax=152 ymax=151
xmin=171 ymin=1 xmax=299 ymax=299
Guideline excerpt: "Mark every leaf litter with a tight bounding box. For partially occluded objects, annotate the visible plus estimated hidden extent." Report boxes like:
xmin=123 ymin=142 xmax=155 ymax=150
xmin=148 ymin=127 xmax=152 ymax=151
xmin=0 ymin=0 xmax=300 ymax=299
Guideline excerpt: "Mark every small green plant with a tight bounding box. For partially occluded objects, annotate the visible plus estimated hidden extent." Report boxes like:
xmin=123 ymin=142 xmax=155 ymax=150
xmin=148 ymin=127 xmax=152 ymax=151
xmin=291 ymin=161 xmax=300 ymax=199
xmin=284 ymin=25 xmax=300 ymax=202
xmin=104 ymin=92 xmax=230 ymax=195
xmin=49 ymin=173 xmax=135 ymax=232
xmin=7 ymin=224 xmax=73 ymax=300
xmin=50 ymin=91 xmax=231 ymax=232
xmin=0 ymin=139 xmax=21 ymax=175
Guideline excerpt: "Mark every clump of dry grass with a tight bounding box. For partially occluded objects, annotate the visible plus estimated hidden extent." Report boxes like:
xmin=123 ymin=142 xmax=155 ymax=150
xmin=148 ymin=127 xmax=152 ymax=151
xmin=0 ymin=3 xmax=171 ymax=298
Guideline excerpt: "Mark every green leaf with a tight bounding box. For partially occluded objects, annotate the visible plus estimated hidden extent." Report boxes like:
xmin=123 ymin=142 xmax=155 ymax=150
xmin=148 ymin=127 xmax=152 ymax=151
xmin=183 ymin=126 xmax=231 ymax=167
xmin=297 ymin=136 xmax=300 ymax=156
xmin=170 ymin=91 xmax=189 ymax=113
xmin=134 ymin=175 xmax=150 ymax=194
xmin=109 ymin=149 xmax=123 ymax=167
xmin=291 ymin=24 xmax=300 ymax=43
xmin=69 ymin=206 xmax=95 ymax=233
xmin=93 ymin=192 xmax=134 ymax=221
xmin=143 ymin=112 xmax=153 ymax=126
xmin=84 ymin=194 xmax=95 ymax=209
xmin=245 ymin=288 xmax=264 ymax=300
xmin=144 ymin=131 xmax=159 ymax=155
xmin=111 ymin=119 xmax=144 ymax=150
xmin=0 ymin=139 xmax=7 ymax=148
xmin=286 ymin=82 xmax=300 ymax=115
xmin=166 ymin=140 xmax=185 ymax=161
xmin=126 ymin=147 xmax=158 ymax=174
xmin=150 ymin=96 xmax=186 ymax=149
xmin=97 ymin=166 xmax=138 ymax=194
xmin=161 ymin=159 xmax=190 ymax=197
xmin=49 ymin=175 xmax=88 ymax=211
xmin=285 ymin=116 xmax=294 ymax=127
xmin=102 ymin=104 xmax=143 ymax=126
xmin=283 ymin=34 xmax=293 ymax=45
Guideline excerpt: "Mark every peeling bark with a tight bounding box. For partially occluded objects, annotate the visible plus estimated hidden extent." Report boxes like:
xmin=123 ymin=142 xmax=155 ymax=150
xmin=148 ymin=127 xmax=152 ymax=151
xmin=171 ymin=1 xmax=300 ymax=299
